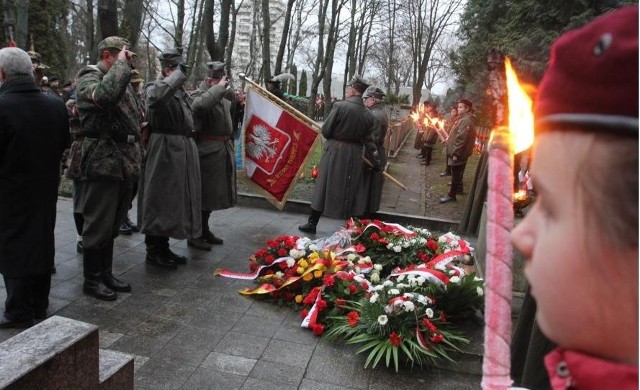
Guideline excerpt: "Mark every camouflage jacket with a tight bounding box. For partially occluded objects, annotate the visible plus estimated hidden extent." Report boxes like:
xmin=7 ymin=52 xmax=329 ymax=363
xmin=66 ymin=60 xmax=142 ymax=181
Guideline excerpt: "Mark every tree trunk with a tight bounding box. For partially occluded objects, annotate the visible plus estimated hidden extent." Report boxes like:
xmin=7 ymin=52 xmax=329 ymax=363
xmin=204 ymin=0 xmax=216 ymax=59
xmin=260 ymin=0 xmax=271 ymax=80
xmin=86 ymin=0 xmax=95 ymax=62
xmin=120 ymin=0 xmax=143 ymax=49
xmin=215 ymin=0 xmax=231 ymax=61
xmin=97 ymin=0 xmax=117 ymax=39
xmin=273 ymin=0 xmax=294 ymax=75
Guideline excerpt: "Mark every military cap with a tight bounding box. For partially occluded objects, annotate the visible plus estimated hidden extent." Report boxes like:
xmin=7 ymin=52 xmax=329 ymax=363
xmin=534 ymin=5 xmax=638 ymax=134
xmin=97 ymin=36 xmax=131 ymax=54
xmin=346 ymin=75 xmax=369 ymax=94
xmin=28 ymin=50 xmax=49 ymax=70
xmin=159 ymin=48 xmax=186 ymax=67
xmin=206 ymin=61 xmax=225 ymax=78
xmin=363 ymin=86 xmax=386 ymax=100
xmin=130 ymin=69 xmax=144 ymax=84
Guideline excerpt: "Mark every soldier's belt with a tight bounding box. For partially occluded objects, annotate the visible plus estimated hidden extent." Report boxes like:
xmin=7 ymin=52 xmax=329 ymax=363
xmin=152 ymin=128 xmax=194 ymax=137
xmin=200 ymin=134 xmax=231 ymax=142
xmin=332 ymin=136 xmax=362 ymax=145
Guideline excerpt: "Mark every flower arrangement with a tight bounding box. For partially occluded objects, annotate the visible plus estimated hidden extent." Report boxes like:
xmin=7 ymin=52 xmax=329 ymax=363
xmin=215 ymin=218 xmax=484 ymax=372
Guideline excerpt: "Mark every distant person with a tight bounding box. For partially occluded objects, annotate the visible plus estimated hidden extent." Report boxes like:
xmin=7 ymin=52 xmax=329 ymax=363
xmin=440 ymin=105 xmax=458 ymax=177
xmin=266 ymin=74 xmax=287 ymax=100
xmin=66 ymin=36 xmax=141 ymax=301
xmin=356 ymin=86 xmax=388 ymax=217
xmin=298 ymin=75 xmax=381 ymax=234
xmin=138 ymin=48 xmax=202 ymax=268
xmin=439 ymin=99 xmax=476 ymax=203
xmin=511 ymin=6 xmax=638 ymax=389
xmin=420 ymin=101 xmax=440 ymax=166
xmin=189 ymin=61 xmax=237 ymax=249
xmin=0 ymin=47 xmax=68 ymax=328
xmin=27 ymin=50 xmax=48 ymax=86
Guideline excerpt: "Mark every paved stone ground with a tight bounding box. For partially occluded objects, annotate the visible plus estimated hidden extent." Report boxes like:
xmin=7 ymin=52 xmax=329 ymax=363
xmin=0 ymin=136 xmax=485 ymax=389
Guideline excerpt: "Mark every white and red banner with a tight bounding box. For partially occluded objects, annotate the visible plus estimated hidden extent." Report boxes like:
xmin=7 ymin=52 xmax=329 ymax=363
xmin=242 ymin=86 xmax=320 ymax=209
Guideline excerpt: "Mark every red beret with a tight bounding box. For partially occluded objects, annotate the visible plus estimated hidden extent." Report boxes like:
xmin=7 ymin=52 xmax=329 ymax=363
xmin=458 ymin=99 xmax=473 ymax=109
xmin=534 ymin=6 xmax=638 ymax=134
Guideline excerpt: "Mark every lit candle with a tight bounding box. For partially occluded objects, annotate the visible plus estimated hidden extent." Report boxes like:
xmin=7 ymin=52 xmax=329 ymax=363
xmin=482 ymin=58 xmax=534 ymax=389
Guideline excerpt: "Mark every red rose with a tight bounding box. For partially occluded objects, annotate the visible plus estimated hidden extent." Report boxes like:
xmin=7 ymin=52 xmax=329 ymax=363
xmin=348 ymin=284 xmax=357 ymax=294
xmin=277 ymin=248 xmax=288 ymax=257
xmin=300 ymin=309 xmax=309 ymax=318
xmin=278 ymin=262 xmax=288 ymax=270
xmin=265 ymin=255 xmax=275 ymax=264
xmin=369 ymin=232 xmax=380 ymax=241
xmin=267 ymin=240 xmax=276 ymax=248
xmin=347 ymin=311 xmax=359 ymax=327
xmin=389 ymin=331 xmax=403 ymax=347
xmin=427 ymin=239 xmax=438 ymax=252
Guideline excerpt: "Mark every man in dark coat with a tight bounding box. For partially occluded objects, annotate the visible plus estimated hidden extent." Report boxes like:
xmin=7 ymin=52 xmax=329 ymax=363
xmin=138 ymin=48 xmax=202 ymax=268
xmin=0 ymin=47 xmax=68 ymax=327
xmin=356 ymin=86 xmax=389 ymax=217
xmin=298 ymin=75 xmax=381 ymax=234
xmin=188 ymin=61 xmax=236 ymax=249
xmin=420 ymin=101 xmax=440 ymax=166
xmin=66 ymin=37 xmax=141 ymax=301
xmin=440 ymin=99 xmax=476 ymax=203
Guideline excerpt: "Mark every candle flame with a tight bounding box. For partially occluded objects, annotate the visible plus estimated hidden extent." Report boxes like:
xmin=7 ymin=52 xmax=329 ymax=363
xmin=505 ymin=57 xmax=534 ymax=154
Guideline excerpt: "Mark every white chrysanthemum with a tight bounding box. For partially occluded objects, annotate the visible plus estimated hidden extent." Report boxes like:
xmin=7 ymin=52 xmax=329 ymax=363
xmin=477 ymin=286 xmax=484 ymax=296
xmin=401 ymin=241 xmax=410 ymax=248
xmin=383 ymin=280 xmax=394 ymax=287
xmin=309 ymin=244 xmax=319 ymax=251
xmin=374 ymin=284 xmax=385 ymax=291
xmin=403 ymin=301 xmax=415 ymax=312
xmin=275 ymin=271 xmax=284 ymax=278
xmin=417 ymin=295 xmax=429 ymax=305
xmin=397 ymin=274 xmax=405 ymax=282
xmin=403 ymin=292 xmax=415 ymax=299
xmin=425 ymin=308 xmax=434 ymax=318
xmin=370 ymin=273 xmax=380 ymax=284
xmin=396 ymin=283 xmax=407 ymax=289
xmin=388 ymin=288 xmax=400 ymax=295
xmin=347 ymin=253 xmax=357 ymax=261
xmin=386 ymin=243 xmax=394 ymax=249
xmin=417 ymin=237 xmax=427 ymax=245
xmin=450 ymin=276 xmax=461 ymax=284
xmin=393 ymin=245 xmax=402 ymax=253
xmin=354 ymin=266 xmax=361 ymax=274
xmin=373 ymin=264 xmax=383 ymax=271
xmin=286 ymin=258 xmax=296 ymax=268
xmin=384 ymin=306 xmax=394 ymax=315
xmin=416 ymin=276 xmax=426 ymax=286
xmin=378 ymin=315 xmax=389 ymax=325
xmin=369 ymin=292 xmax=379 ymax=303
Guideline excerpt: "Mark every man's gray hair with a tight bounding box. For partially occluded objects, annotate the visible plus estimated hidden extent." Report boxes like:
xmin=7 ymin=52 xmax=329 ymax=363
xmin=0 ymin=48 xmax=35 ymax=78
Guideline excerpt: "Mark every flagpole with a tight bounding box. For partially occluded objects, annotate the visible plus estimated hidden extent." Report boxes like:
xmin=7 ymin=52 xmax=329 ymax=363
xmin=239 ymin=73 xmax=407 ymax=191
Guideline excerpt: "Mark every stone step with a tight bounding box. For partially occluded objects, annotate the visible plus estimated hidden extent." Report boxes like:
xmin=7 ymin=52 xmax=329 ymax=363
xmin=99 ymin=349 xmax=134 ymax=390
xmin=0 ymin=315 xmax=99 ymax=389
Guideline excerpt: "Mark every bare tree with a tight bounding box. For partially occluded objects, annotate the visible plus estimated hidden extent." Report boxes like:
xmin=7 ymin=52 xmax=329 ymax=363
xmin=398 ymin=0 xmax=463 ymax=105
xmin=204 ymin=0 xmax=231 ymax=60
xmin=120 ymin=0 xmax=144 ymax=49
xmin=260 ymin=0 xmax=272 ymax=80
xmin=273 ymin=0 xmax=294 ymax=75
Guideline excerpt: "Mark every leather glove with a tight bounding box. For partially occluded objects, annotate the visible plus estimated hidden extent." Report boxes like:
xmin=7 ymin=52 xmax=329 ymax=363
xmin=178 ymin=63 xmax=188 ymax=75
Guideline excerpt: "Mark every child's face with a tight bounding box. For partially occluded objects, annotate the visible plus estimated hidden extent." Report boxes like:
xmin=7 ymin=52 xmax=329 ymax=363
xmin=511 ymin=132 xmax=600 ymax=351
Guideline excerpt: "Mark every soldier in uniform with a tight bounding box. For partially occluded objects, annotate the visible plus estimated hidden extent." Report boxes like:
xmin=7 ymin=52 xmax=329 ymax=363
xmin=138 ymin=48 xmax=202 ymax=268
xmin=439 ymin=99 xmax=476 ymax=203
xmin=298 ymin=75 xmax=381 ymax=234
xmin=27 ymin=50 xmax=48 ymax=87
xmin=0 ymin=47 xmax=68 ymax=327
xmin=356 ymin=86 xmax=388 ymax=217
xmin=188 ymin=61 xmax=236 ymax=249
xmin=66 ymin=36 xmax=142 ymax=301
xmin=440 ymin=105 xmax=458 ymax=177
xmin=266 ymin=75 xmax=286 ymax=100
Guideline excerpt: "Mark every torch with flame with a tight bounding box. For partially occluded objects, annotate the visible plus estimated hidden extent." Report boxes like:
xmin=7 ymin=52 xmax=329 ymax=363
xmin=481 ymin=57 xmax=534 ymax=390
xmin=410 ymin=102 xmax=449 ymax=142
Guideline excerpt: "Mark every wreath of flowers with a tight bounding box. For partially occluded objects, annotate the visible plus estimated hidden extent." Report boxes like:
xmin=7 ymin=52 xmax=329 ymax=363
xmin=215 ymin=218 xmax=484 ymax=372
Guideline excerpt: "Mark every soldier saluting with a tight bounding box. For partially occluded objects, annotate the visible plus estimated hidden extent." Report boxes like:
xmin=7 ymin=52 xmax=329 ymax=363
xmin=66 ymin=36 xmax=142 ymax=301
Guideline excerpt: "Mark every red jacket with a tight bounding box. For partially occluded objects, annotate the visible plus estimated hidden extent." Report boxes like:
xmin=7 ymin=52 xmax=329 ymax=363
xmin=545 ymin=348 xmax=638 ymax=389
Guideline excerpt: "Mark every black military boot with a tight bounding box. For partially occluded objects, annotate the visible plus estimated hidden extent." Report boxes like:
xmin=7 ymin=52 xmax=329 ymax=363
xmin=102 ymin=240 xmax=131 ymax=292
xmin=201 ymin=210 xmax=223 ymax=245
xmin=145 ymin=235 xmax=177 ymax=269
xmin=83 ymin=247 xmax=117 ymax=301
xmin=298 ymin=210 xmax=321 ymax=234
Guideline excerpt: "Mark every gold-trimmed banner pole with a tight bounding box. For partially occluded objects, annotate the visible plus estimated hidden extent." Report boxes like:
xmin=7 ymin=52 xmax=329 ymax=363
xmin=238 ymin=73 xmax=407 ymax=191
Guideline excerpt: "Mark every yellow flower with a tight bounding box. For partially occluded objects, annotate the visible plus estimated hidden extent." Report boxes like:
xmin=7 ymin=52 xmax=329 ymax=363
xmin=313 ymin=270 xmax=323 ymax=278
xmin=303 ymin=272 xmax=313 ymax=282
xmin=296 ymin=267 xmax=305 ymax=275
xmin=298 ymin=259 xmax=309 ymax=268
xmin=295 ymin=295 xmax=303 ymax=303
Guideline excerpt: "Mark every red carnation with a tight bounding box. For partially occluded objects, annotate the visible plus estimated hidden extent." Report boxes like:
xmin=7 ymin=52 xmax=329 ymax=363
xmin=378 ymin=237 xmax=388 ymax=245
xmin=347 ymin=311 xmax=359 ymax=327
xmin=389 ymin=332 xmax=403 ymax=347
xmin=264 ymin=255 xmax=275 ymax=264
xmin=369 ymin=232 xmax=380 ymax=240
xmin=348 ymin=284 xmax=357 ymax=294
xmin=429 ymin=333 xmax=444 ymax=343
xmin=422 ymin=318 xmax=437 ymax=333
xmin=300 ymin=309 xmax=309 ymax=318
xmin=249 ymin=262 xmax=258 ymax=272
xmin=278 ymin=262 xmax=288 ymax=270
xmin=312 ymin=323 xmax=325 ymax=336
xmin=323 ymin=274 xmax=335 ymax=286
xmin=316 ymin=298 xmax=328 ymax=311
xmin=277 ymin=248 xmax=288 ymax=257
xmin=440 ymin=311 xmax=447 ymax=323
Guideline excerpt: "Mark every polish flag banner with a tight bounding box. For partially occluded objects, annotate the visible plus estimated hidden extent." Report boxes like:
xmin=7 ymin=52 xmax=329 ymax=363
xmin=242 ymin=86 xmax=320 ymax=209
